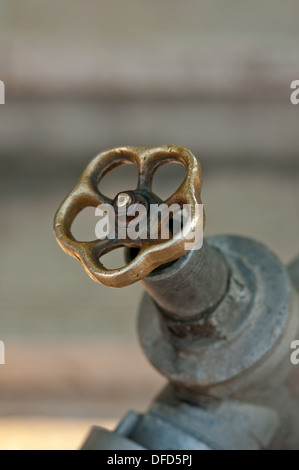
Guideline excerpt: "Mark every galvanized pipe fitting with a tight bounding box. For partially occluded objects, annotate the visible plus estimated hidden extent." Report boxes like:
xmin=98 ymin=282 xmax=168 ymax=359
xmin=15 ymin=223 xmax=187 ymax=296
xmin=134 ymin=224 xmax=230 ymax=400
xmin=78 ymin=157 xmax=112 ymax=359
xmin=139 ymin=239 xmax=229 ymax=321
xmin=288 ymin=255 xmax=299 ymax=293
xmin=138 ymin=236 xmax=299 ymax=399
xmin=53 ymin=144 xmax=299 ymax=449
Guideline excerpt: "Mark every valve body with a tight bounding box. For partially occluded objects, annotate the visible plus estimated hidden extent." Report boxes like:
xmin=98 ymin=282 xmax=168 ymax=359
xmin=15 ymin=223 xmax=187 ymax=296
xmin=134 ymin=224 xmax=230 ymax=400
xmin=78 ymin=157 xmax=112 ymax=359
xmin=83 ymin=235 xmax=299 ymax=450
xmin=53 ymin=145 xmax=299 ymax=449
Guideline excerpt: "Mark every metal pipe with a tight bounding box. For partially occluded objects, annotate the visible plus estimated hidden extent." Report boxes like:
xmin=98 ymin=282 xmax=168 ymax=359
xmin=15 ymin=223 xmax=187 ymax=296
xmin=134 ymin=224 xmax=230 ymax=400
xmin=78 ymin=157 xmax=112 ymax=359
xmin=139 ymin=239 xmax=229 ymax=321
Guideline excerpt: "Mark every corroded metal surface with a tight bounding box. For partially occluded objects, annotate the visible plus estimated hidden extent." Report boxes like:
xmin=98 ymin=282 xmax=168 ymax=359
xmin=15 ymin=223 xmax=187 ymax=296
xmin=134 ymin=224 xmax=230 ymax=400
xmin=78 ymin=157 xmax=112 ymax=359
xmin=288 ymin=255 xmax=299 ymax=293
xmin=54 ymin=145 xmax=203 ymax=287
xmin=139 ymin=236 xmax=299 ymax=400
xmin=140 ymin=239 xmax=229 ymax=320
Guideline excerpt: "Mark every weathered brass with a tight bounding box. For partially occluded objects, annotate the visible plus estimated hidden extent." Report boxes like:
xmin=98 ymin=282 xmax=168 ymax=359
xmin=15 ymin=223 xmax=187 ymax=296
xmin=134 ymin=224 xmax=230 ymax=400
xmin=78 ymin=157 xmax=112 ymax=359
xmin=54 ymin=145 xmax=204 ymax=287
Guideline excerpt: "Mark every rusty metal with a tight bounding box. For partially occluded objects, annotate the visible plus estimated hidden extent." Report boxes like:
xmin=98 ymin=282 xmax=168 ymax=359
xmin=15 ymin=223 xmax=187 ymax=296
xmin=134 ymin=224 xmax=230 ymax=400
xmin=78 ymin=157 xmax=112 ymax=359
xmin=54 ymin=145 xmax=204 ymax=288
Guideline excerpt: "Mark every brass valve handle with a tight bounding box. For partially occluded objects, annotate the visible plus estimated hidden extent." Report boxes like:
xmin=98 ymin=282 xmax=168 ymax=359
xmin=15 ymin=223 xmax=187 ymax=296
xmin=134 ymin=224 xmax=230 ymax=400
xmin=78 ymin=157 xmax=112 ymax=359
xmin=54 ymin=145 xmax=204 ymax=287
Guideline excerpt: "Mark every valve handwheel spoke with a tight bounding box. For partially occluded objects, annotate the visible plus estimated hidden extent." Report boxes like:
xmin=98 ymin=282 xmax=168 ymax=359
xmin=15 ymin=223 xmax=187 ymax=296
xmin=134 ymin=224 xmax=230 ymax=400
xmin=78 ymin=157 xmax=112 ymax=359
xmin=54 ymin=145 xmax=204 ymax=287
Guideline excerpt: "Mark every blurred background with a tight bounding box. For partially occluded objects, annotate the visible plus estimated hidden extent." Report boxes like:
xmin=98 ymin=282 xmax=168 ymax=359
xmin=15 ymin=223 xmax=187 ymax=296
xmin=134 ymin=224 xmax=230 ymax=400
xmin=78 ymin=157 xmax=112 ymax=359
xmin=0 ymin=0 xmax=299 ymax=449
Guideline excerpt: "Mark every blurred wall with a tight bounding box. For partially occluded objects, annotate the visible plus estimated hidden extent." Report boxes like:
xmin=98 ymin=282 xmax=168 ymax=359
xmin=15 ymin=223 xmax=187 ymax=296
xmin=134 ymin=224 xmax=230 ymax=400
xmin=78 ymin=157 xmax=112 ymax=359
xmin=0 ymin=1 xmax=298 ymax=425
xmin=1 ymin=0 xmax=299 ymax=180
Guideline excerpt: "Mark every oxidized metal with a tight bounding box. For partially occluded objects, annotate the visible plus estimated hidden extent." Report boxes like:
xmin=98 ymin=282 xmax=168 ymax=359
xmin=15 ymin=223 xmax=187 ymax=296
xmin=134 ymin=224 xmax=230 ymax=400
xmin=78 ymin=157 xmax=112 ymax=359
xmin=54 ymin=145 xmax=204 ymax=288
